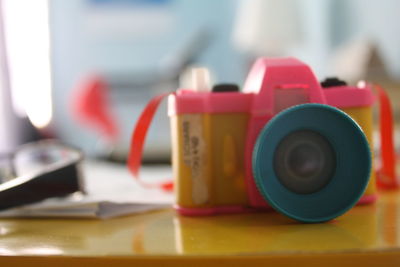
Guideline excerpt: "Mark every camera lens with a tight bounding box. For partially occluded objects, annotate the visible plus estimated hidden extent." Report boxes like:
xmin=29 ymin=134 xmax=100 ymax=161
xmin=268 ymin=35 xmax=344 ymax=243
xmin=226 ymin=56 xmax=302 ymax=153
xmin=288 ymin=143 xmax=321 ymax=178
xmin=253 ymin=104 xmax=371 ymax=222
xmin=274 ymin=130 xmax=336 ymax=194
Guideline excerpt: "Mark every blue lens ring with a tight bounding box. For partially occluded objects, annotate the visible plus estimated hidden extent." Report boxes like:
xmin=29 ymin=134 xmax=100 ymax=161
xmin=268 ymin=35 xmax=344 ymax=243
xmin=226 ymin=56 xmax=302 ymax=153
xmin=252 ymin=103 xmax=371 ymax=223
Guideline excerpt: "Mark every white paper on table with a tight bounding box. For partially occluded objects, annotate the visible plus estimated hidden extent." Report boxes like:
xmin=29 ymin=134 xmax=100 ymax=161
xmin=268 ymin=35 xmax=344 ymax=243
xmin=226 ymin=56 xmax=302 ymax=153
xmin=0 ymin=161 xmax=174 ymax=219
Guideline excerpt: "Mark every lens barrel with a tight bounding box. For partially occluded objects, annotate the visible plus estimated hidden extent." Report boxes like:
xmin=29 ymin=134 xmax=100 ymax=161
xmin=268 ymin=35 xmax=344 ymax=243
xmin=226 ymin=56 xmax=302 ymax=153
xmin=252 ymin=104 xmax=371 ymax=223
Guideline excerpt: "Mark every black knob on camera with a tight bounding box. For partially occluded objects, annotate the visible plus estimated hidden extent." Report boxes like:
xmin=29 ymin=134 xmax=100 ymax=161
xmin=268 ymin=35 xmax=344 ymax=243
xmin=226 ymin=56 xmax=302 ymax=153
xmin=321 ymin=77 xmax=347 ymax=88
xmin=212 ymin=83 xmax=239 ymax=92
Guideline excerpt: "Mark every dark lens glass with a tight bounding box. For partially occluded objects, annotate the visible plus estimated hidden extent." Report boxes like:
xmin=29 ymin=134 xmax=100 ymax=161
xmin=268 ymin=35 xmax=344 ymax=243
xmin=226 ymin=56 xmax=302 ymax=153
xmin=274 ymin=130 xmax=336 ymax=194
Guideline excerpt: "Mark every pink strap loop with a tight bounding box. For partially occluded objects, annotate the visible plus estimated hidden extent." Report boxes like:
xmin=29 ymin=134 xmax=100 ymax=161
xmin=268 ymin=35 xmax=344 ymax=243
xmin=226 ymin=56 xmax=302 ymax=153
xmin=374 ymin=84 xmax=398 ymax=190
xmin=127 ymin=93 xmax=173 ymax=192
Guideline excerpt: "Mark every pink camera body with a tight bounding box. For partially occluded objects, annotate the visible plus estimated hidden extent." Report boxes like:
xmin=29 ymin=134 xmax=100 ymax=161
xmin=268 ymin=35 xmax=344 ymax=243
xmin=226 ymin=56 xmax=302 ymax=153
xmin=242 ymin=58 xmax=374 ymax=209
xmin=169 ymin=57 xmax=375 ymax=220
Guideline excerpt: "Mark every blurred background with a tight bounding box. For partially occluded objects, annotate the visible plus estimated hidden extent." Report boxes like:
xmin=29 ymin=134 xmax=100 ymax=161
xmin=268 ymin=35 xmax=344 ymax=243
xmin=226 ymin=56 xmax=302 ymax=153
xmin=0 ymin=0 xmax=399 ymax=163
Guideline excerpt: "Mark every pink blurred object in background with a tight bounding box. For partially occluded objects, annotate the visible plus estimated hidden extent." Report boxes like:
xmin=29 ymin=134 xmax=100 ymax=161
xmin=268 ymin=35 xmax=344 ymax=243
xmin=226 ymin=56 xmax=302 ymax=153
xmin=72 ymin=75 xmax=119 ymax=143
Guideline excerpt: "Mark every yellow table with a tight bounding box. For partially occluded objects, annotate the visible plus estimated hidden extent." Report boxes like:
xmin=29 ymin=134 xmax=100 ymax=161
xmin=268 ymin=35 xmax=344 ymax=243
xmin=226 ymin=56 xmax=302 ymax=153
xmin=0 ymin=191 xmax=400 ymax=266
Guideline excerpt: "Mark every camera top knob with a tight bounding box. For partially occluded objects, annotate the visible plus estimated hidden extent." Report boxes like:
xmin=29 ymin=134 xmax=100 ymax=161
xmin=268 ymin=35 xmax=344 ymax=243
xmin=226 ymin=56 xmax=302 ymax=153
xmin=212 ymin=83 xmax=240 ymax=92
xmin=321 ymin=77 xmax=347 ymax=88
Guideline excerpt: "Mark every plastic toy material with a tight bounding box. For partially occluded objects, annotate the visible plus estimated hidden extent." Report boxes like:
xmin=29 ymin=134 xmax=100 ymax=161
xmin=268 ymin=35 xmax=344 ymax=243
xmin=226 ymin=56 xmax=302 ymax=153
xmin=168 ymin=57 xmax=376 ymax=222
xmin=126 ymin=57 xmax=396 ymax=223
xmin=253 ymin=104 xmax=371 ymax=223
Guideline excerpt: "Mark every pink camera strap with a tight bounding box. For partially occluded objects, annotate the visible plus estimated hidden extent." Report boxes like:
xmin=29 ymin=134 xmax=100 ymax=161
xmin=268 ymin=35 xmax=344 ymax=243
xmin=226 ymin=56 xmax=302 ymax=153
xmin=374 ymin=84 xmax=398 ymax=189
xmin=127 ymin=92 xmax=174 ymax=192
xmin=72 ymin=76 xmax=398 ymax=192
xmin=72 ymin=75 xmax=174 ymax=192
xmin=125 ymin=85 xmax=398 ymax=192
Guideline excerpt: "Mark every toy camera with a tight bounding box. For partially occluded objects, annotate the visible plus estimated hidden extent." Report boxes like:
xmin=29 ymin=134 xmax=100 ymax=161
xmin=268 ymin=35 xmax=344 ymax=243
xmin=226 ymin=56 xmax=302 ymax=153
xmin=168 ymin=57 xmax=376 ymax=223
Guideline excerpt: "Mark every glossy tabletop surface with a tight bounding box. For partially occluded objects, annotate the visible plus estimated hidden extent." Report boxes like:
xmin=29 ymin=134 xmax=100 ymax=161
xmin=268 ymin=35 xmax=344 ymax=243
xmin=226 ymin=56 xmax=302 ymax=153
xmin=1 ymin=190 xmax=400 ymax=266
xmin=1 ymin=159 xmax=400 ymax=266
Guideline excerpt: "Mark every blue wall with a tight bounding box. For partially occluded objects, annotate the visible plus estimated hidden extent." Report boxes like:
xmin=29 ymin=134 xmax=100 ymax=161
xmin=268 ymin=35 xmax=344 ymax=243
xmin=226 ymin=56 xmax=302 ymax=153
xmin=50 ymin=0 xmax=400 ymax=154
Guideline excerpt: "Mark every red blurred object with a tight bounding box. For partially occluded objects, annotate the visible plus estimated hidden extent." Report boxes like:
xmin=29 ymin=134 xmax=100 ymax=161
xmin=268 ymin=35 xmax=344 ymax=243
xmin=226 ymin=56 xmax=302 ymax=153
xmin=127 ymin=92 xmax=173 ymax=192
xmin=375 ymin=84 xmax=398 ymax=190
xmin=72 ymin=75 xmax=119 ymax=142
xmin=73 ymin=75 xmax=172 ymax=192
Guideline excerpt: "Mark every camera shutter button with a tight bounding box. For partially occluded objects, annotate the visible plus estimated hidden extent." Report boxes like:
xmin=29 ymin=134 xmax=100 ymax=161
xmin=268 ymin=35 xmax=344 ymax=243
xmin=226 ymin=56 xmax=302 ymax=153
xmin=212 ymin=84 xmax=239 ymax=92
xmin=321 ymin=77 xmax=347 ymax=88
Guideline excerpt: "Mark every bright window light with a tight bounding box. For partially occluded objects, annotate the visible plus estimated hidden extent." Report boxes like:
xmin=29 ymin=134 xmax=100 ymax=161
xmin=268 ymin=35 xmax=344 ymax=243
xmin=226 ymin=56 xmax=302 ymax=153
xmin=2 ymin=0 xmax=52 ymax=129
